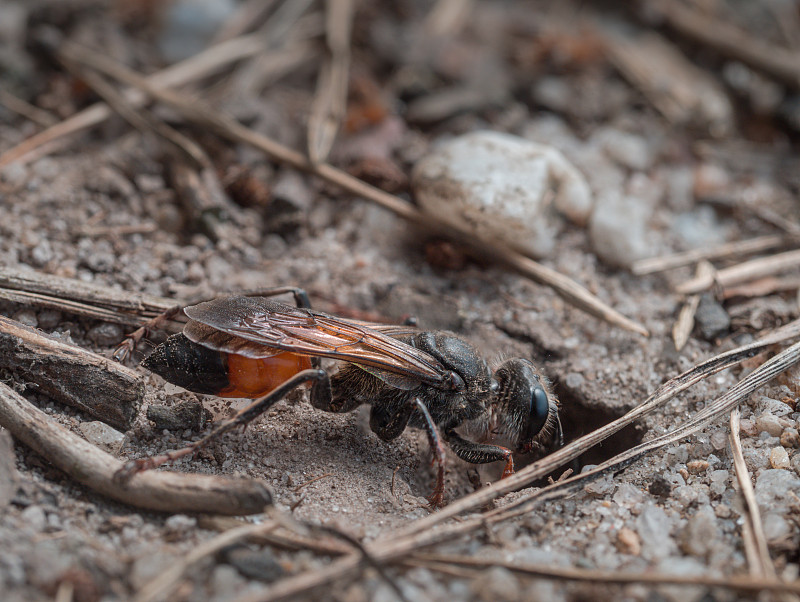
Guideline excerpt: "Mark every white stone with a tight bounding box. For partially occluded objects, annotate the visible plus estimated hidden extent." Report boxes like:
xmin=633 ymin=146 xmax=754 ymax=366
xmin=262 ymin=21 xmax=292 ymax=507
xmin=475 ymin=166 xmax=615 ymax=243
xmin=79 ymin=421 xmax=124 ymax=453
xmin=412 ymin=130 xmax=592 ymax=258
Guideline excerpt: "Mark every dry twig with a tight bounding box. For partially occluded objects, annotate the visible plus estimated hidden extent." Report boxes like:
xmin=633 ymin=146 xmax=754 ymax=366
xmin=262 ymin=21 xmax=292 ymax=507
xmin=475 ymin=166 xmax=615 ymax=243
xmin=0 ymin=33 xmax=268 ymax=169
xmin=672 ymin=260 xmax=714 ymax=351
xmin=0 ymin=266 xmax=179 ymax=328
xmin=0 ymin=382 xmax=272 ymax=515
xmin=408 ymin=552 xmax=800 ymax=595
xmin=307 ymin=0 xmax=354 ymax=163
xmin=729 ymin=408 xmax=776 ymax=581
xmin=631 ymin=235 xmax=787 ymax=276
xmin=0 ymin=315 xmax=142 ymax=429
xmin=676 ymin=249 xmax=800 ymax=295
xmin=651 ymin=0 xmax=800 ymax=88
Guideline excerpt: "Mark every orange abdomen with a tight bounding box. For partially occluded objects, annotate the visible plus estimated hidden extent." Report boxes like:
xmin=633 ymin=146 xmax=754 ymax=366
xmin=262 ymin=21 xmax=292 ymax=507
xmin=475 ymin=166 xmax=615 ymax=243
xmin=217 ymin=352 xmax=313 ymax=398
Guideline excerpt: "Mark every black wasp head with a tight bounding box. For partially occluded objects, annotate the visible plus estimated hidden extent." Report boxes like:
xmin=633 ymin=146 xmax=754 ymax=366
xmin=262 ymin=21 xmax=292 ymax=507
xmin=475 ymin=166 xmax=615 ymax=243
xmin=491 ymin=358 xmax=560 ymax=454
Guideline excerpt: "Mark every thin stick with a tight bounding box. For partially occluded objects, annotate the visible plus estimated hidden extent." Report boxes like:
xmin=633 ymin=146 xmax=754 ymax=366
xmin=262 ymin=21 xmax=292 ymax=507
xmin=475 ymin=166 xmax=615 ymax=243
xmin=729 ymin=408 xmax=775 ymax=580
xmin=307 ymin=0 xmax=354 ymax=164
xmin=409 ymin=552 xmax=800 ymax=594
xmin=672 ymin=261 xmax=714 ymax=351
xmin=0 ymin=33 xmax=267 ymax=169
xmin=57 ymin=42 xmax=649 ymax=338
xmin=676 ymin=249 xmax=800 ymax=295
xmin=0 ymin=382 xmax=273 ymax=515
xmin=0 ymin=88 xmax=58 ymax=127
xmin=653 ymin=0 xmax=800 ymax=88
xmin=632 ymin=235 xmax=787 ymax=276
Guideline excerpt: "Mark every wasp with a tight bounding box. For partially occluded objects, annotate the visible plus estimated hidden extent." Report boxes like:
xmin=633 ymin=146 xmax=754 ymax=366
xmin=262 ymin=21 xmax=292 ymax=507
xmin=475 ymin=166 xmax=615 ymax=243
xmin=115 ymin=288 xmax=561 ymax=506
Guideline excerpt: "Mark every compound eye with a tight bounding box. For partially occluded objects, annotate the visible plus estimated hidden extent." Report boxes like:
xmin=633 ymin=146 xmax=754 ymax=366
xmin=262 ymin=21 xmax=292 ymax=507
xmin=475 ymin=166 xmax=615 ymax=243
xmin=526 ymin=386 xmax=550 ymax=439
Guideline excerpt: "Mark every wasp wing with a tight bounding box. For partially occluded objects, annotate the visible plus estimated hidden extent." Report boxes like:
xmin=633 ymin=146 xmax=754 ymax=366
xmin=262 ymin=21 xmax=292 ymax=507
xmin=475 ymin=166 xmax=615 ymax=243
xmin=183 ymin=296 xmax=445 ymax=387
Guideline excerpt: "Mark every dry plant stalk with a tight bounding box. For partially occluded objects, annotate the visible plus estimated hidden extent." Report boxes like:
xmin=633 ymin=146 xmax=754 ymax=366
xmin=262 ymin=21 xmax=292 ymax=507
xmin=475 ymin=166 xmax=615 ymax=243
xmin=56 ymin=41 xmax=649 ymax=338
xmin=603 ymin=28 xmax=732 ymax=133
xmin=0 ymin=382 xmax=273 ymax=515
xmin=407 ymin=552 xmax=800 ymax=595
xmin=677 ymin=248 xmax=800 ymax=295
xmin=652 ymin=0 xmax=800 ymax=88
xmin=0 ymin=33 xmax=268 ymax=169
xmin=0 ymin=315 xmax=142 ymax=430
xmin=307 ymin=0 xmax=354 ymax=164
xmin=729 ymin=408 xmax=776 ymax=580
xmin=631 ymin=234 xmax=787 ymax=276
xmin=0 ymin=266 xmax=178 ymax=327
xmin=672 ymin=260 xmax=714 ymax=351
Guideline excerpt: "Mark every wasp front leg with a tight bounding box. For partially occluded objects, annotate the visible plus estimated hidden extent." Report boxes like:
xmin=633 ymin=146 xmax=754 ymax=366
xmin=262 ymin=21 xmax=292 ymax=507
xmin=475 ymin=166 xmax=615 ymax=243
xmin=445 ymin=431 xmax=515 ymax=478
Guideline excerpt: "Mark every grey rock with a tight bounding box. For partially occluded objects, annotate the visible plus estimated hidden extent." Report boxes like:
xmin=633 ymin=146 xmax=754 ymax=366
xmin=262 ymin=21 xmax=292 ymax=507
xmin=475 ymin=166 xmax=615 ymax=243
xmin=79 ymin=421 xmax=124 ymax=453
xmin=636 ymin=504 xmax=677 ymax=560
xmin=147 ymin=399 xmax=207 ymax=431
xmin=694 ymin=294 xmax=730 ymax=341
xmin=755 ymin=469 xmax=800 ymax=509
xmin=756 ymin=412 xmax=786 ymax=436
xmin=221 ymin=545 xmax=284 ymax=583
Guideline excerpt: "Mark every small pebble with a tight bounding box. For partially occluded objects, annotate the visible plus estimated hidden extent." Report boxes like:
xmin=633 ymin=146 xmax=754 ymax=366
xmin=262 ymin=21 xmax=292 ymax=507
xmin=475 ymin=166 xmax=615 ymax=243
xmin=221 ymin=545 xmax=284 ymax=583
xmin=762 ymin=512 xmax=791 ymax=541
xmin=739 ymin=418 xmax=758 ymax=437
xmin=780 ymin=428 xmax=800 ymax=448
xmin=86 ymin=322 xmax=123 ymax=347
xmin=694 ymin=294 xmax=730 ymax=341
xmin=78 ymin=421 xmax=124 ymax=453
xmin=164 ymin=514 xmax=197 ymax=541
xmin=680 ymin=506 xmax=720 ymax=557
xmin=20 ymin=505 xmax=47 ymax=533
xmin=11 ymin=309 xmax=38 ymax=328
xmin=755 ymin=469 xmax=800 ymax=507
xmin=146 ymin=399 xmax=207 ymax=431
xmin=589 ymin=192 xmax=652 ymax=268
xmin=616 ymin=527 xmax=641 ymax=555
xmin=756 ymin=413 xmax=784 ymax=437
xmin=636 ymin=504 xmax=677 ymax=560
xmin=770 ymin=446 xmax=790 ymax=469
xmin=648 ymin=474 xmax=673 ymax=498
xmin=709 ymin=430 xmax=728 ymax=451
xmin=686 ymin=460 xmax=709 ymax=474
xmin=583 ymin=475 xmax=615 ymax=497
xmin=470 ymin=566 xmax=522 ymax=602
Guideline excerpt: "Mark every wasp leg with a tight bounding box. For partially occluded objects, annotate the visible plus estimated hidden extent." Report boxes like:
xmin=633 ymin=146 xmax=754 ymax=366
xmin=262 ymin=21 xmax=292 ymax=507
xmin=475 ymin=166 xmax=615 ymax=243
xmin=308 ymin=374 xmax=362 ymax=413
xmin=114 ymin=368 xmax=328 ymax=482
xmin=113 ymin=286 xmax=313 ymax=362
xmin=113 ymin=304 xmax=183 ymax=362
xmin=368 ymin=400 xmax=447 ymax=507
xmin=445 ymin=431 xmax=515 ymax=478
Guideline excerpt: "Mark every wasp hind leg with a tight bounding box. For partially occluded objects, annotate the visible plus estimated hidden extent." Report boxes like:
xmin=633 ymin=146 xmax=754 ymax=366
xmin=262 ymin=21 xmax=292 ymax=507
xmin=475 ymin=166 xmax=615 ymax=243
xmin=369 ymin=400 xmax=447 ymax=507
xmin=114 ymin=368 xmax=328 ymax=482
